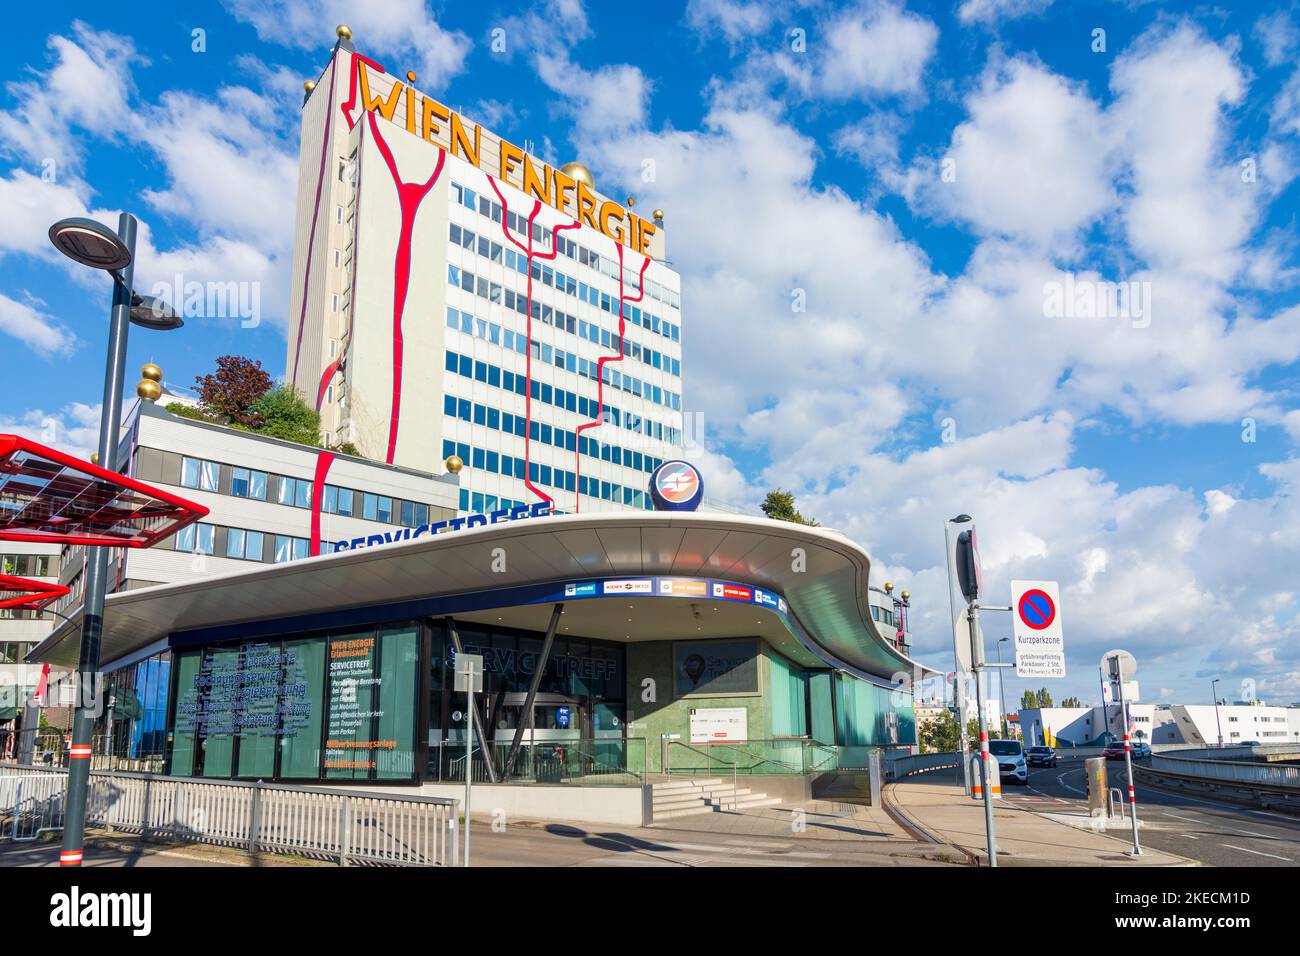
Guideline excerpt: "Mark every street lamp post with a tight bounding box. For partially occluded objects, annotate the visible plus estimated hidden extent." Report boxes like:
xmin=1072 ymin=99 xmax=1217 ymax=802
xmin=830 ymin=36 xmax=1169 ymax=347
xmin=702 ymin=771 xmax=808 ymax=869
xmin=47 ymin=213 xmax=181 ymax=867
xmin=996 ymin=637 xmax=1010 ymax=738
xmin=1211 ymin=678 xmax=1223 ymax=748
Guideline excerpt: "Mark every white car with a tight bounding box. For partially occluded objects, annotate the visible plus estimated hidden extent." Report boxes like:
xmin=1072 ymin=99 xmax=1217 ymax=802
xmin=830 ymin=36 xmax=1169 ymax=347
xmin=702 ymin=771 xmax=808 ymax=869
xmin=989 ymin=739 xmax=1028 ymax=784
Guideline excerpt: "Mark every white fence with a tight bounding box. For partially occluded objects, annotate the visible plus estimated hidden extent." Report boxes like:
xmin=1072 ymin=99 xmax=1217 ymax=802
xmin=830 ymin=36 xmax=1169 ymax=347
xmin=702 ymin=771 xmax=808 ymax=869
xmin=1148 ymin=752 xmax=1300 ymax=791
xmin=0 ymin=765 xmax=459 ymax=866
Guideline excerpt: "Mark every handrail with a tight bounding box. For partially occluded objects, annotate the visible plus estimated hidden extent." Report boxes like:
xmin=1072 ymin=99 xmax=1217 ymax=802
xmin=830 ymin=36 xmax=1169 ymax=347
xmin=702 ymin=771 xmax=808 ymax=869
xmin=666 ymin=741 xmax=738 ymax=809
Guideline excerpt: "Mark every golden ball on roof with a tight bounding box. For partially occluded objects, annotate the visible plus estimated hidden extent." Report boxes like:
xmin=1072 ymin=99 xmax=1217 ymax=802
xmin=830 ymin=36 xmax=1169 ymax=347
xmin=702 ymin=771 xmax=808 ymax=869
xmin=336 ymin=24 xmax=352 ymax=40
xmin=90 ymin=452 xmax=99 ymax=465
xmin=901 ymin=590 xmax=910 ymax=601
xmin=140 ymin=363 xmax=163 ymax=382
xmin=136 ymin=379 xmax=162 ymax=402
xmin=884 ymin=581 xmax=894 ymax=593
xmin=560 ymin=162 xmax=594 ymax=188
xmin=444 ymin=455 xmax=464 ymax=474
xmin=652 ymin=208 xmax=664 ymax=221
xmin=303 ymin=80 xmax=316 ymax=94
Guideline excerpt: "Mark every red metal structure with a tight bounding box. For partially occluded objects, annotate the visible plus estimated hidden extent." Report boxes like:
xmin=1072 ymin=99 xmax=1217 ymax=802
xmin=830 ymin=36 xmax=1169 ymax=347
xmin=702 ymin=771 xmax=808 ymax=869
xmin=0 ymin=434 xmax=208 ymax=548
xmin=0 ymin=573 xmax=69 ymax=611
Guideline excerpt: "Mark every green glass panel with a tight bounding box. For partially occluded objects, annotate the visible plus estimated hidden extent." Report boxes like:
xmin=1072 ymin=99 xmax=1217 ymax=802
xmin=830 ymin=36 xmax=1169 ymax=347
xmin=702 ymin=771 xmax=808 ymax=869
xmin=280 ymin=637 xmax=326 ymax=778
xmin=375 ymin=627 xmax=419 ymax=780
xmin=169 ymin=651 xmax=202 ymax=776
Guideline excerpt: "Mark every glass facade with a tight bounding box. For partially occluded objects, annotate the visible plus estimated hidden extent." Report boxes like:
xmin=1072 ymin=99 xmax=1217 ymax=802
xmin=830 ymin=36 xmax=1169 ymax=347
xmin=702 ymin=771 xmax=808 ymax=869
xmin=93 ymin=649 xmax=173 ymax=769
xmin=166 ymin=623 xmax=420 ymax=783
xmin=427 ymin=621 xmax=626 ymax=781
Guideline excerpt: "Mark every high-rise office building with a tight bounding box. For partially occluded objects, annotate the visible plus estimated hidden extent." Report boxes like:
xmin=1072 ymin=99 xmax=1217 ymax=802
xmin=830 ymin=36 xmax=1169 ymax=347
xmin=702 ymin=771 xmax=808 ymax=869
xmin=286 ymin=28 xmax=685 ymax=516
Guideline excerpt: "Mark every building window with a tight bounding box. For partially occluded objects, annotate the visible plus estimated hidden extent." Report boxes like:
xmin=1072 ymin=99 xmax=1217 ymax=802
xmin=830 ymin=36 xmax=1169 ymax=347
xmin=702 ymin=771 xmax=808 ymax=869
xmin=176 ymin=523 xmax=214 ymax=555
xmin=181 ymin=456 xmax=218 ymax=492
xmin=273 ymin=535 xmax=308 ymax=563
xmin=225 ymin=528 xmax=264 ymax=561
xmin=230 ymin=467 xmax=266 ymax=500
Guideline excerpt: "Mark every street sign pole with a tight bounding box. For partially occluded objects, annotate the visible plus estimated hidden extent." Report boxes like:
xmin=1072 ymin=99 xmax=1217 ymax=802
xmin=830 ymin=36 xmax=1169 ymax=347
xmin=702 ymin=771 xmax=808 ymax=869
xmin=968 ymin=600 xmax=998 ymax=867
xmin=1112 ymin=658 xmax=1143 ymax=856
xmin=453 ymin=653 xmax=484 ymax=868
xmin=464 ymin=682 xmax=473 ymax=867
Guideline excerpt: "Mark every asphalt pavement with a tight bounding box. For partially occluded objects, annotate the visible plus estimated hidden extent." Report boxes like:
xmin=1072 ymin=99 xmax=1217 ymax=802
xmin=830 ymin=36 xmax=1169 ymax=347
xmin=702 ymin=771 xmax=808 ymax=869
xmin=1017 ymin=755 xmax=1300 ymax=867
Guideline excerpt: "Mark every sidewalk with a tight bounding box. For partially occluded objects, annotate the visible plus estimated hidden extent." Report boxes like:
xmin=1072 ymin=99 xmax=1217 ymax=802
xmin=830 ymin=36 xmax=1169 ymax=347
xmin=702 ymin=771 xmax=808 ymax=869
xmin=885 ymin=776 xmax=1196 ymax=867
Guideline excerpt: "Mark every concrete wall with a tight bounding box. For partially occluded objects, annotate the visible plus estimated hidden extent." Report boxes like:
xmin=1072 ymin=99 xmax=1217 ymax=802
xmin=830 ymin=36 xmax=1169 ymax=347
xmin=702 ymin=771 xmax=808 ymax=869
xmin=414 ymin=782 xmax=650 ymax=826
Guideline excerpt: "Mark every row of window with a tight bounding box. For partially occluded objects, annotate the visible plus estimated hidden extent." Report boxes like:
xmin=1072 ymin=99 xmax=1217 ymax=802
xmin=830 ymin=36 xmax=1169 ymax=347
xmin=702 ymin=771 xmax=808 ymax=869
xmin=0 ymin=553 xmax=54 ymax=578
xmin=448 ymin=264 xmax=682 ymax=414
xmin=443 ymin=391 xmax=665 ymax=476
xmin=443 ymin=348 xmax=681 ymax=448
xmin=451 ymin=182 xmax=681 ymax=314
xmin=175 ymin=522 xmax=315 ymax=564
xmin=444 ymin=310 xmax=681 ymax=444
xmin=449 ymin=221 xmax=682 ymax=356
xmin=443 ymin=440 xmax=654 ymax=510
xmin=180 ymin=457 xmax=432 ymax=528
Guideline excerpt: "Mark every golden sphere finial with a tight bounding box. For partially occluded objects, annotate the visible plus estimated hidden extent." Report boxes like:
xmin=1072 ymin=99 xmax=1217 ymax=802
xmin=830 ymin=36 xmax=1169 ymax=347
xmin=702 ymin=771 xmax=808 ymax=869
xmin=304 ymin=79 xmax=316 ymax=94
xmin=560 ymin=162 xmax=594 ymax=188
xmin=136 ymin=379 xmax=162 ymax=402
xmin=90 ymin=452 xmax=99 ymax=465
xmin=884 ymin=581 xmax=894 ymax=593
xmin=901 ymin=590 xmax=911 ymax=601
xmin=652 ymin=208 xmax=664 ymax=221
xmin=336 ymin=24 xmax=352 ymax=40
xmin=444 ymin=454 xmax=464 ymax=474
xmin=140 ymin=363 xmax=163 ymax=382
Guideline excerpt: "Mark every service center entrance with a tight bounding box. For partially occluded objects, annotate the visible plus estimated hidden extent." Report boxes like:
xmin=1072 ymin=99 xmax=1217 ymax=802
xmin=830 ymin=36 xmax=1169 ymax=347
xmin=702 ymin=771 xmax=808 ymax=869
xmin=491 ymin=692 xmax=592 ymax=743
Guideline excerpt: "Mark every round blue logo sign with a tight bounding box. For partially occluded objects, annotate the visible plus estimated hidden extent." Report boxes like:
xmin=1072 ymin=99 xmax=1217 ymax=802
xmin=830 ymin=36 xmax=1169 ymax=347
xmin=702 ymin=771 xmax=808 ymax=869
xmin=649 ymin=460 xmax=704 ymax=511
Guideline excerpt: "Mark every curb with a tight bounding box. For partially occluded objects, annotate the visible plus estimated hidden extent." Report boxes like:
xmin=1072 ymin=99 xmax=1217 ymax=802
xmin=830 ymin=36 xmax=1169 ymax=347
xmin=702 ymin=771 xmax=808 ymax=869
xmin=881 ymin=784 xmax=979 ymax=866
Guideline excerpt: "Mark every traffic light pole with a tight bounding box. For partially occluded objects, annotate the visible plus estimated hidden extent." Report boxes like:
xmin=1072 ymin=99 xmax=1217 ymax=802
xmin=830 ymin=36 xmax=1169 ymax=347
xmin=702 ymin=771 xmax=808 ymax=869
xmin=60 ymin=213 xmax=137 ymax=867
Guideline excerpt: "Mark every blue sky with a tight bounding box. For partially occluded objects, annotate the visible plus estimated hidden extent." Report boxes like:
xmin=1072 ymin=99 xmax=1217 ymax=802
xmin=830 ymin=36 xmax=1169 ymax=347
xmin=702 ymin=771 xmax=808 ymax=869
xmin=3 ymin=1 xmax=1300 ymax=711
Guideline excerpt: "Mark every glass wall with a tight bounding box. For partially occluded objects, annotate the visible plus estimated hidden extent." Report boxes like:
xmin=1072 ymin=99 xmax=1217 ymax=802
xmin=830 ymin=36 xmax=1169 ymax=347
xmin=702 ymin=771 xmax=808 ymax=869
xmin=427 ymin=621 xmax=626 ymax=781
xmin=166 ymin=621 xmax=421 ymax=783
xmin=95 ymin=650 xmax=172 ymax=769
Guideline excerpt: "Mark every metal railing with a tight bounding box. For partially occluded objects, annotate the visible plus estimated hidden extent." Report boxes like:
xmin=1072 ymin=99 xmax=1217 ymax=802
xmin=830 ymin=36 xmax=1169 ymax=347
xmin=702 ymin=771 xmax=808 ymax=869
xmin=433 ymin=738 xmax=644 ymax=786
xmin=663 ymin=738 xmax=846 ymax=776
xmin=664 ymin=741 xmax=738 ymax=809
xmin=0 ymin=764 xmax=459 ymax=866
xmin=1149 ymin=752 xmax=1300 ymax=790
xmin=884 ymin=750 xmax=961 ymax=780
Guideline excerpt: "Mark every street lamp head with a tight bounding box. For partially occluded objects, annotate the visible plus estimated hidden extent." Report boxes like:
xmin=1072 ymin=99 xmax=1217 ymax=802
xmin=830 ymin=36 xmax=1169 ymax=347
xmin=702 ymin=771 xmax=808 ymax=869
xmin=129 ymin=293 xmax=184 ymax=331
xmin=48 ymin=217 xmax=132 ymax=271
xmin=950 ymin=513 xmax=972 ymax=523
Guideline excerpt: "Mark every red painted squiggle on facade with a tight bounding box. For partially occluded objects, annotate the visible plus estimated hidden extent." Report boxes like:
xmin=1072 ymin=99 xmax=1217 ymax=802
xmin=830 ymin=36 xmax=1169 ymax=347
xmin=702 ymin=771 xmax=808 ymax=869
xmin=367 ymin=109 xmax=445 ymax=464
xmin=574 ymin=246 xmax=651 ymax=513
xmin=485 ymin=178 xmax=582 ymax=507
xmin=309 ymin=450 xmax=336 ymax=556
xmin=289 ymin=52 xmax=340 ymax=386
xmin=316 ymin=357 xmax=342 ymax=411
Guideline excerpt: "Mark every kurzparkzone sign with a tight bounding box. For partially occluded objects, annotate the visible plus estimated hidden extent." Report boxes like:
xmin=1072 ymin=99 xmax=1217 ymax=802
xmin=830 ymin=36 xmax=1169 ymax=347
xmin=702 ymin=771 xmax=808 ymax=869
xmin=1011 ymin=580 xmax=1066 ymax=678
xmin=333 ymin=501 xmax=553 ymax=552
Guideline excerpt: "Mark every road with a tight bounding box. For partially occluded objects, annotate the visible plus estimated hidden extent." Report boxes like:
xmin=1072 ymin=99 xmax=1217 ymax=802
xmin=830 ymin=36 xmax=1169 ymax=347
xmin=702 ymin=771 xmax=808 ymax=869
xmin=1010 ymin=755 xmax=1300 ymax=867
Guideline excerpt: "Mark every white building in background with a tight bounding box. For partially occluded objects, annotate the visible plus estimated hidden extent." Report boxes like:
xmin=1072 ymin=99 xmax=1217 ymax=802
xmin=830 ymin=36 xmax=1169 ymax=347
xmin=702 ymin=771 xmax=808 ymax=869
xmin=1019 ymin=704 xmax=1157 ymax=748
xmin=286 ymin=27 xmax=684 ymax=517
xmin=1152 ymin=702 xmax=1300 ymax=746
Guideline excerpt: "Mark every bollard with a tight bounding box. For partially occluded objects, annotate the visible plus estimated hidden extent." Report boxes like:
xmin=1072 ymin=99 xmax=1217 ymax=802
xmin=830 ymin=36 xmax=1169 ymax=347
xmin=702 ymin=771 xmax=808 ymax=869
xmin=1085 ymin=757 xmax=1108 ymax=820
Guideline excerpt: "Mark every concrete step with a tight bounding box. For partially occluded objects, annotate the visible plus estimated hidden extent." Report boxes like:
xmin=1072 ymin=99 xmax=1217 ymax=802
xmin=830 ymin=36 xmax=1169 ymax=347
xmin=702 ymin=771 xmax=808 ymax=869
xmin=650 ymin=778 xmax=723 ymax=793
xmin=654 ymin=795 xmax=783 ymax=820
xmin=652 ymin=783 xmax=748 ymax=802
xmin=653 ymin=789 xmax=756 ymax=811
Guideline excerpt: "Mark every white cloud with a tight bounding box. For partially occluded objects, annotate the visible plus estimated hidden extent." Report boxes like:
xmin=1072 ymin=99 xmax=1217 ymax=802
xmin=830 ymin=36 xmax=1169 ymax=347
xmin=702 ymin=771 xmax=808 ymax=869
xmin=1254 ymin=9 xmax=1300 ymax=68
xmin=957 ymin=0 xmax=1054 ymax=26
xmin=685 ymin=0 xmax=777 ymax=47
xmin=0 ymin=21 xmax=140 ymax=175
xmin=899 ymin=58 xmax=1113 ymax=245
xmin=1110 ymin=24 xmax=1252 ymax=283
xmin=221 ymin=0 xmax=471 ymax=88
xmin=817 ymin=1 xmax=938 ymax=99
xmin=0 ymin=403 xmax=101 ymax=459
xmin=0 ymin=292 xmax=78 ymax=357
